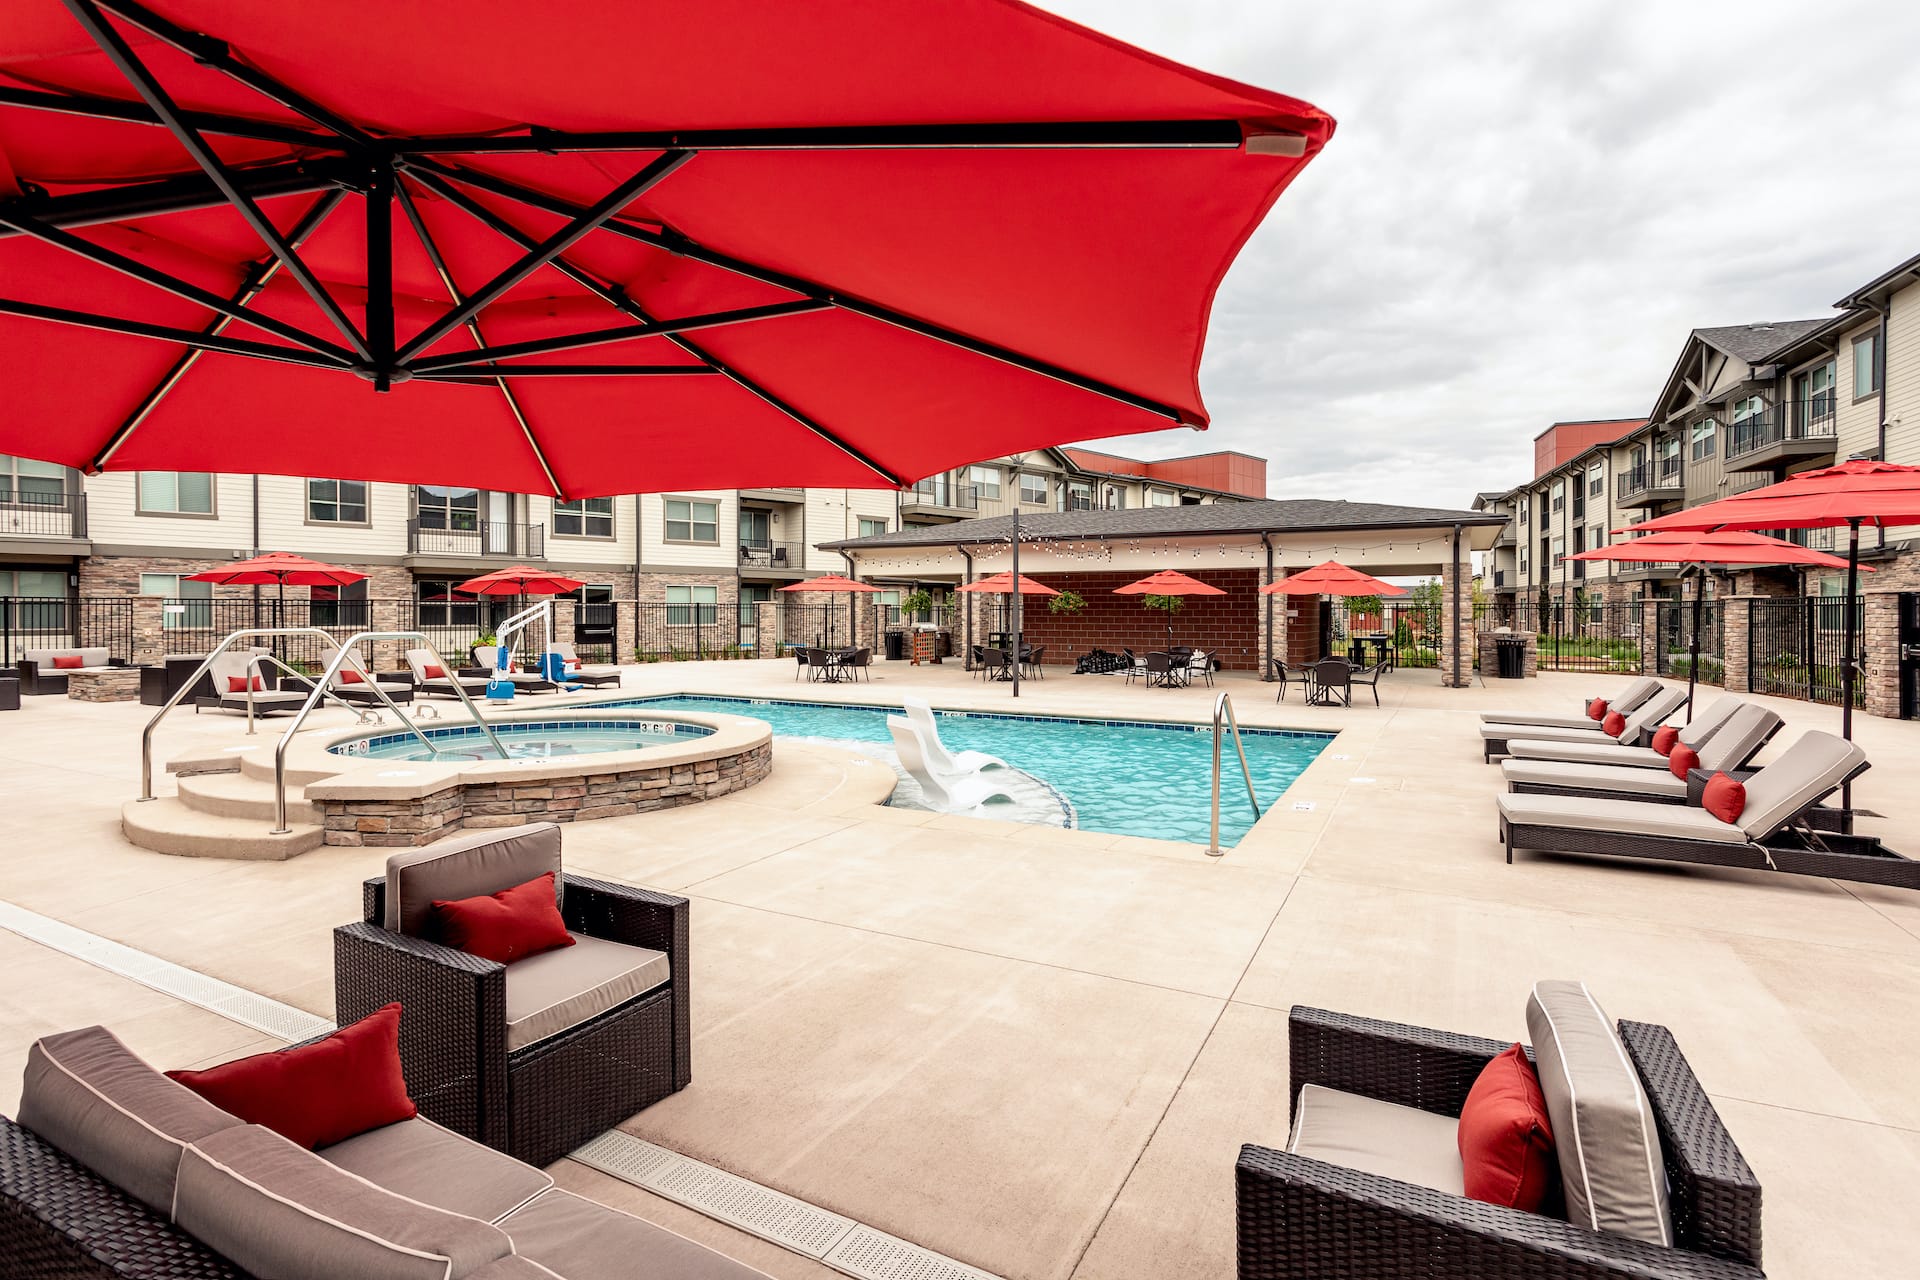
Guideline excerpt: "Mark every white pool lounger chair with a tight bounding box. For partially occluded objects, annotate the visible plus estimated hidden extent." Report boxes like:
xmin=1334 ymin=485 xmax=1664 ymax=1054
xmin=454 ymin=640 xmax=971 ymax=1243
xmin=1477 ymin=675 xmax=1661 ymax=729
xmin=901 ymin=697 xmax=1006 ymax=777
xmin=1481 ymin=686 xmax=1687 ymax=761
xmin=888 ymin=718 xmax=1014 ymax=813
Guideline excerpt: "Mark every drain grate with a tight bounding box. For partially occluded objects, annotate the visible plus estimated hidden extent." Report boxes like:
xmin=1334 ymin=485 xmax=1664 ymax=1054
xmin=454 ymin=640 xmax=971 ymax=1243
xmin=570 ymin=1131 xmax=1000 ymax=1280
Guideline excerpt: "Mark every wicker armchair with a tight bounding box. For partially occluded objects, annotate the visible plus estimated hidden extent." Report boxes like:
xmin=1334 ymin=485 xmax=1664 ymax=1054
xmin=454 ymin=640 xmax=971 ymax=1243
xmin=333 ymin=827 xmax=690 ymax=1169
xmin=1236 ymin=1006 xmax=1763 ymax=1280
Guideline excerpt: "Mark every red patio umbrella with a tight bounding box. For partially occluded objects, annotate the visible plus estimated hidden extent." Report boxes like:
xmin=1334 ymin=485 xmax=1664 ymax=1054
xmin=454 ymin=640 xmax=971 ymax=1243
xmin=0 ymin=2 xmax=1333 ymax=498
xmin=187 ymin=549 xmax=367 ymax=633
xmin=1570 ymin=530 xmax=1863 ymax=722
xmin=956 ymin=571 xmax=1059 ymax=595
xmin=1113 ymin=569 xmax=1225 ymax=647
xmin=1259 ymin=560 xmax=1408 ymax=597
xmin=455 ymin=566 xmax=586 ymax=596
xmin=779 ymin=573 xmax=879 ymax=647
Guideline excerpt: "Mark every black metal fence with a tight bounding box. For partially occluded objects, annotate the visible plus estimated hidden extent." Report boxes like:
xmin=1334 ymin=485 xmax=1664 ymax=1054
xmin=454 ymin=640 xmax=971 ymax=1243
xmin=1325 ymin=599 xmax=1443 ymax=667
xmin=0 ymin=596 xmax=133 ymax=665
xmin=1655 ymin=599 xmax=1725 ymax=686
xmin=1477 ymin=600 xmax=1647 ymax=674
xmin=1748 ymin=596 xmax=1861 ymax=707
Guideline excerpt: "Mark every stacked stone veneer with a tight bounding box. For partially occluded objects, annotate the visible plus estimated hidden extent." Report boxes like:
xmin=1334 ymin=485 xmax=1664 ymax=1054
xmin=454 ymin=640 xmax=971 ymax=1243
xmin=316 ymin=740 xmax=772 ymax=848
xmin=1477 ymin=630 xmax=1538 ymax=679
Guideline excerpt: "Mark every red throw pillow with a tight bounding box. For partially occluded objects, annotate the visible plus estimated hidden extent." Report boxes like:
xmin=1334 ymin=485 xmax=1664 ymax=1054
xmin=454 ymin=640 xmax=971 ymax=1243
xmin=1668 ymin=743 xmax=1700 ymax=781
xmin=1703 ymin=772 xmax=1746 ymax=824
xmin=167 ymin=1004 xmax=415 ymax=1149
xmin=433 ymin=872 xmax=574 ymax=966
xmin=422 ymin=664 xmax=446 ymax=680
xmin=1601 ymin=710 xmax=1626 ymax=736
xmin=1586 ymin=697 xmax=1608 ymax=721
xmin=565 ymin=659 xmax=581 ymax=670
xmin=338 ymin=668 xmax=365 ymax=684
xmin=226 ymin=675 xmax=264 ymax=693
xmin=1458 ymin=1043 xmax=1556 ymax=1211
xmin=52 ymin=655 xmax=85 ymax=670
xmin=1651 ymin=725 xmax=1680 ymax=757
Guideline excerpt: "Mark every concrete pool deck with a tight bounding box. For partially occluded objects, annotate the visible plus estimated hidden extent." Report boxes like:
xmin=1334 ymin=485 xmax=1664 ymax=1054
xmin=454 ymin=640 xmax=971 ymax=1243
xmin=2 ymin=658 xmax=1917 ymax=1277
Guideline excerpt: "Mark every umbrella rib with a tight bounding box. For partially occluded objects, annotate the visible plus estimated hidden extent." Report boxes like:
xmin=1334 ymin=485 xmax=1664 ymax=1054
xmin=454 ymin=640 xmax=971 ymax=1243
xmin=414 ymin=364 xmax=723 ymax=377
xmin=403 ymin=157 xmax=1193 ymax=426
xmin=384 ymin=120 xmax=1257 ymax=155
xmin=90 ymin=188 xmax=348 ymax=472
xmin=60 ymin=0 xmax=374 ymax=362
xmin=0 ymin=295 xmax=354 ymax=369
xmin=0 ymin=157 xmax=360 ymax=240
xmin=408 ymin=300 xmax=825 ymax=372
xmin=395 ymin=178 xmax=563 ymax=499
xmin=394 ymin=151 xmax=694 ymax=364
xmin=402 ymin=165 xmax=909 ymax=489
xmin=0 ymin=84 xmax=343 ymax=149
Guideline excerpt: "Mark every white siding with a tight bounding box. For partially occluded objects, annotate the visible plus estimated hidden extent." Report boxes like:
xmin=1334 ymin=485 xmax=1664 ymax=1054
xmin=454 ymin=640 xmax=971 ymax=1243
xmin=529 ymin=493 xmax=633 ymax=567
xmin=640 ymin=490 xmax=733 ymax=567
xmin=256 ymin=477 xmax=408 ymax=558
xmin=1833 ymin=315 xmax=1883 ymax=461
xmin=1879 ymin=279 xmax=1920 ymax=546
xmin=83 ymin=471 xmax=253 ymax=550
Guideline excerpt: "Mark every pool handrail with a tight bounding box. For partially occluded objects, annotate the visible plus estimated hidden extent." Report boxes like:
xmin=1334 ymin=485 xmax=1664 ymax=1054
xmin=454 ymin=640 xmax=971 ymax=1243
xmin=1209 ymin=691 xmax=1261 ymax=857
xmin=240 ymin=650 xmax=375 ymax=736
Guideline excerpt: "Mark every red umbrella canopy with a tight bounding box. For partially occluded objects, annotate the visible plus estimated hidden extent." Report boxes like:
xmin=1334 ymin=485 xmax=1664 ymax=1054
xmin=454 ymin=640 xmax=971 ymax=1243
xmin=778 ymin=574 xmax=880 ymax=593
xmin=0 ymin=2 xmax=1333 ymax=500
xmin=956 ymin=571 xmax=1058 ymax=595
xmin=1112 ymin=569 xmax=1225 ymax=596
xmin=1622 ymin=461 xmax=1920 ymax=533
xmin=1259 ymin=560 xmax=1407 ymax=597
xmin=456 ymin=565 xmax=585 ymax=595
xmin=185 ymin=550 xmax=366 ymax=586
xmin=1569 ymin=529 xmax=1863 ymax=571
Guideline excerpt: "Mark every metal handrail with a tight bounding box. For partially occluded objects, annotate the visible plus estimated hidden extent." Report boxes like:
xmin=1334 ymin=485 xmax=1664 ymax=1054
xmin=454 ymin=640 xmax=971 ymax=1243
xmin=242 ymin=651 xmax=375 ymax=736
xmin=1208 ymin=692 xmax=1262 ymax=857
xmin=272 ymin=631 xmax=506 ymax=832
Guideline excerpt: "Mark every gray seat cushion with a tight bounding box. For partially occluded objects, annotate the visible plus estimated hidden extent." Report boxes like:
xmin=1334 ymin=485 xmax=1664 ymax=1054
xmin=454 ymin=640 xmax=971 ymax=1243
xmin=319 ymin=1117 xmax=551 ymax=1223
xmin=16 ymin=1026 xmax=243 ymax=1215
xmin=505 ymin=933 xmax=671 ymax=1051
xmin=1483 ymin=721 xmax=1608 ymax=743
xmin=1477 ymin=712 xmax=1601 ymax=731
xmin=25 ymin=646 xmax=111 ymax=669
xmin=468 ymin=1259 xmax=564 ymax=1279
xmin=1502 ymin=759 xmax=1687 ymax=800
xmin=1508 ymin=739 xmax=1666 ymax=767
xmin=1696 ymin=706 xmax=1781 ymax=773
xmin=500 ymin=1189 xmax=772 ymax=1279
xmin=1284 ymin=1083 xmax=1464 ymax=1196
xmin=1478 ymin=677 xmax=1659 ymax=726
xmin=1735 ymin=730 xmax=1865 ymax=840
xmin=176 ymin=1125 xmax=512 ymax=1280
xmin=386 ymin=822 xmax=563 ymax=937
xmin=1526 ymin=982 xmax=1672 ymax=1247
xmin=1496 ymin=792 xmax=1749 ymax=844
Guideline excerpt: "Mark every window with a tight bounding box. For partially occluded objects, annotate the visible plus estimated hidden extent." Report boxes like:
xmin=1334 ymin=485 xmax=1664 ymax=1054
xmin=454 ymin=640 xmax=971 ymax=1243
xmin=553 ymin=496 xmax=613 ymax=538
xmin=967 ymin=466 xmax=1001 ymax=501
xmin=140 ymin=573 xmax=211 ymax=628
xmin=1690 ymin=419 xmax=1716 ymax=460
xmin=857 ymin=517 xmax=887 ymax=539
xmin=137 ymin=472 xmax=214 ymax=516
xmin=664 ymin=498 xmax=718 ymax=544
xmin=307 ymin=478 xmax=367 ymax=524
xmin=1590 ymin=526 xmax=1606 ymax=556
xmin=1064 ymin=481 xmax=1093 ymax=512
xmin=1539 ymin=537 xmax=1550 ymax=574
xmin=665 ymin=584 xmax=717 ymax=625
xmin=1572 ymin=476 xmax=1585 ymax=520
xmin=876 ymin=588 xmax=902 ymax=626
xmin=415 ymin=579 xmax=481 ymax=628
xmin=1657 ymin=436 xmax=1681 ymax=482
xmin=1550 ymin=480 xmax=1564 ymax=513
xmin=416 ymin=485 xmax=479 ymax=531
xmin=1104 ymin=486 xmax=1126 ymax=510
xmin=1517 ymin=549 xmax=1527 ymax=575
xmin=0 ymin=568 xmax=64 ymax=597
xmin=1795 ymin=361 xmax=1835 ymax=423
xmin=1586 ymin=463 xmax=1603 ymax=498
xmin=310 ymin=580 xmax=368 ymax=627
xmin=1537 ymin=495 xmax=1549 ymax=529
xmin=1852 ymin=332 xmax=1883 ymax=398
xmin=1147 ymin=489 xmax=1178 ymax=508
xmin=0 ymin=455 xmax=65 ymax=506
xmin=1019 ymin=474 xmax=1047 ymax=506
xmin=1551 ymin=536 xmax=1565 ymax=567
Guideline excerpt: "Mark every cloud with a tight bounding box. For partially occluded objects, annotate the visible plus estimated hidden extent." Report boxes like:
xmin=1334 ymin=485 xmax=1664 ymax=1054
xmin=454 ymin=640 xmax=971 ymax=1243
xmin=1049 ymin=0 xmax=1920 ymax=507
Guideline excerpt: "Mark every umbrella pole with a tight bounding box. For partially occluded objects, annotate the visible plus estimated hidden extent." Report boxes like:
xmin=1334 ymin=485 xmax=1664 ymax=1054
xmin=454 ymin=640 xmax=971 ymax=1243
xmin=1686 ymin=569 xmax=1702 ymax=724
xmin=1841 ymin=518 xmax=1861 ymax=831
xmin=1011 ymin=508 xmax=1021 ymax=699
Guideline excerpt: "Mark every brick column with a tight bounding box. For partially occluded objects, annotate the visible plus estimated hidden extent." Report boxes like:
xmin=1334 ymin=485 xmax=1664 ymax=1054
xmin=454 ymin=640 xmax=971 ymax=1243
xmin=754 ymin=601 xmax=779 ymax=657
xmin=131 ymin=595 xmax=166 ymax=666
xmin=1639 ymin=599 xmax=1661 ymax=675
xmin=1438 ymin=548 xmax=1472 ymax=688
xmin=1862 ymin=591 xmax=1901 ymax=720
xmin=1722 ymin=597 xmax=1754 ymax=695
xmin=615 ymin=599 xmax=637 ymax=664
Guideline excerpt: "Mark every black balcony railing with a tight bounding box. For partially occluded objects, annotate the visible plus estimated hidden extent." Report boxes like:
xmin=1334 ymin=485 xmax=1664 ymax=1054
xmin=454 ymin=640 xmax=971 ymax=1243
xmin=902 ymin=483 xmax=979 ymax=512
xmin=738 ymin=541 xmax=803 ymax=569
xmin=1616 ymin=460 xmax=1682 ymax=501
xmin=1725 ymin=399 xmax=1839 ymax=461
xmin=0 ymin=491 xmax=86 ymax=539
xmin=406 ymin=519 xmax=545 ymax=558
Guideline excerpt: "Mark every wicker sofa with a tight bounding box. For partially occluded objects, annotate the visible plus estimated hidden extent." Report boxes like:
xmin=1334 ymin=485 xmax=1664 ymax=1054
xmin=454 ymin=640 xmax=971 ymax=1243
xmin=334 ymin=822 xmax=690 ymax=1168
xmin=1236 ymin=999 xmax=1765 ymax=1280
xmin=0 ymin=1025 xmax=765 ymax=1279
xmin=15 ymin=647 xmax=127 ymax=696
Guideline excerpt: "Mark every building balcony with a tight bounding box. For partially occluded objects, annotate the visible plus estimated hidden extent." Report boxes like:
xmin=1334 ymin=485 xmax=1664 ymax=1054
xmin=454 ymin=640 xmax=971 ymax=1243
xmin=1492 ymin=527 xmax=1516 ymax=549
xmin=405 ymin=519 xmax=545 ymax=562
xmin=1724 ymin=400 xmax=1839 ymax=472
xmin=737 ymin=541 xmax=804 ymax=573
xmin=1615 ymin=460 xmax=1684 ymax=509
xmin=900 ymin=483 xmax=979 ymax=521
xmin=0 ymin=491 xmax=87 ymax=546
xmin=739 ymin=487 xmax=804 ymax=503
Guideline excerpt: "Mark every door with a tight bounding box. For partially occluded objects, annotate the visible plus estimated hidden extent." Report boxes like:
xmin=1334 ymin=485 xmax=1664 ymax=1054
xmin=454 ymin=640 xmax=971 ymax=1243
xmin=738 ymin=583 xmax=773 ymax=649
xmin=485 ymin=492 xmax=512 ymax=554
xmin=1901 ymin=593 xmax=1919 ymax=720
xmin=739 ymin=509 xmax=771 ymax=563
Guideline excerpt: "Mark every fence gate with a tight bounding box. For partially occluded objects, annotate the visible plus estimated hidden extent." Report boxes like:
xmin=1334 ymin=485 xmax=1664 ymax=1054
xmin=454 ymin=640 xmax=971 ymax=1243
xmin=1900 ymin=593 xmax=1919 ymax=720
xmin=1654 ymin=599 xmax=1724 ymax=687
xmin=1747 ymin=596 xmax=1860 ymax=707
xmin=1489 ymin=600 xmax=1646 ymax=674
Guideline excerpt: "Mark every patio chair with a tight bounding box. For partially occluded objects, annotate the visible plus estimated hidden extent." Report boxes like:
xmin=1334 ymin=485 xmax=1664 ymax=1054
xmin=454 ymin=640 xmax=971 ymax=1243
xmin=1346 ymin=659 xmax=1388 ymax=706
xmin=1238 ymin=991 xmax=1763 ymax=1280
xmin=1497 ymin=731 xmax=1920 ymax=888
xmin=1123 ymin=648 xmax=1150 ymax=685
xmin=1022 ymin=645 xmax=1047 ymax=679
xmin=1309 ymin=657 xmax=1351 ymax=706
xmin=1268 ymin=657 xmax=1298 ymax=702
xmin=980 ymin=647 xmax=1014 ymax=682
xmin=405 ymin=646 xmax=490 ymax=700
xmin=887 ymin=718 xmax=1014 ymax=812
xmin=1187 ymin=647 xmax=1217 ymax=688
xmin=1507 ymin=700 xmax=1774 ymax=769
xmin=550 ymin=640 xmax=622 ymax=687
xmin=795 ymin=647 xmax=813 ymax=680
xmin=334 ymin=822 xmax=690 ymax=1168
xmin=1144 ymin=650 xmax=1179 ymax=688
xmin=1479 ymin=675 xmax=1661 ymax=729
xmin=903 ymin=697 xmax=1006 ymax=776
xmin=1501 ymin=706 xmax=1784 ymax=804
xmin=317 ymin=641 xmax=414 ymax=708
xmin=1481 ymin=686 xmax=1687 ymax=761
xmin=192 ymin=647 xmax=309 ymax=717
xmin=847 ymin=646 xmax=873 ymax=681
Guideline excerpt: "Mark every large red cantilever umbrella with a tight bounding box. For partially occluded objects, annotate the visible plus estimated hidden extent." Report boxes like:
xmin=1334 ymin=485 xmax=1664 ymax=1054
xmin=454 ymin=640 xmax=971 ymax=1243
xmin=779 ymin=573 xmax=879 ymax=647
xmin=1570 ymin=530 xmax=1863 ymax=723
xmin=1114 ymin=569 xmax=1225 ymax=648
xmin=0 ymin=2 xmax=1332 ymax=498
xmin=1261 ymin=560 xmax=1405 ymax=662
xmin=455 ymin=566 xmax=586 ymax=596
xmin=186 ymin=549 xmax=366 ymax=633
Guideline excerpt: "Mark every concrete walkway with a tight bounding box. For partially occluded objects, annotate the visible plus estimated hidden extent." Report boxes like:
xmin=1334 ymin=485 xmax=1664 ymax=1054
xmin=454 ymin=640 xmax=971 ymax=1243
xmin=1 ymin=658 xmax=1915 ymax=1278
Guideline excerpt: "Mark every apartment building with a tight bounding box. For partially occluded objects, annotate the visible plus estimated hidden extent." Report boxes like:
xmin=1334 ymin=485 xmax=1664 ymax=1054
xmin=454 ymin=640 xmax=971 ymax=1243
xmin=1477 ymin=418 xmax=1644 ymax=607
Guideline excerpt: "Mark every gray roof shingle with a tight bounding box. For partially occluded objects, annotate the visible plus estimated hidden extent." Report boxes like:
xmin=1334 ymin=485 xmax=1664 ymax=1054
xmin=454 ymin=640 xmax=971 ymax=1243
xmin=1693 ymin=319 xmax=1833 ymax=364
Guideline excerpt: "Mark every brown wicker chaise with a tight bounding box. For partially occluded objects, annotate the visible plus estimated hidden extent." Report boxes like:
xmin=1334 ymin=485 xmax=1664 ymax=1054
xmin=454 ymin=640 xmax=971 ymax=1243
xmin=333 ymin=823 xmax=691 ymax=1168
xmin=1237 ymin=1005 xmax=1764 ymax=1280
xmin=1481 ymin=686 xmax=1688 ymax=761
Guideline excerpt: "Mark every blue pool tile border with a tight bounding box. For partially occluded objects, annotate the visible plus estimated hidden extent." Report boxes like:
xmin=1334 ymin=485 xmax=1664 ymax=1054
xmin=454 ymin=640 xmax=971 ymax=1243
xmin=340 ymin=717 xmax=714 ymax=755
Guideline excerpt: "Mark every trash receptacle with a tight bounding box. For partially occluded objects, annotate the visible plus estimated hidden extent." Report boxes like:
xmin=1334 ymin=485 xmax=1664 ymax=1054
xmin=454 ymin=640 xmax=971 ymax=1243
xmin=1495 ymin=633 xmax=1526 ymax=679
xmin=884 ymin=630 xmax=907 ymax=661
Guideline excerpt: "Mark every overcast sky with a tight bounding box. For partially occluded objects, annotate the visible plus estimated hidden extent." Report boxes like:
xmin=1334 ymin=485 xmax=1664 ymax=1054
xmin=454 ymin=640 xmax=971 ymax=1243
xmin=1047 ymin=0 xmax=1920 ymax=510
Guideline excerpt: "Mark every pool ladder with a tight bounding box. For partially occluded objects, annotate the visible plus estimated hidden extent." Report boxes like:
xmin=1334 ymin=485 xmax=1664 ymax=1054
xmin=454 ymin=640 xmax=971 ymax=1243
xmin=1208 ymin=692 xmax=1262 ymax=857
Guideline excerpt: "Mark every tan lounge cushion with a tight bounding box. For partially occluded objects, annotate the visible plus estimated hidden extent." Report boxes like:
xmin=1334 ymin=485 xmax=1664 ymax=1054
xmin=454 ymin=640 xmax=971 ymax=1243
xmin=1736 ymin=731 xmax=1865 ymax=840
xmin=174 ymin=1124 xmax=511 ymax=1280
xmin=1696 ymin=706 xmax=1780 ymax=774
xmin=319 ymin=1117 xmax=551 ymax=1223
xmin=1502 ymin=760 xmax=1687 ymax=800
xmin=1480 ymin=678 xmax=1660 ymax=726
xmin=505 ymin=933 xmax=670 ymax=1051
xmin=1526 ymin=981 xmax=1672 ymax=1247
xmin=1483 ymin=722 xmax=1608 ymax=744
xmin=1477 ymin=712 xmax=1601 ymax=731
xmin=386 ymin=822 xmax=563 ymax=937
xmin=1496 ymin=792 xmax=1748 ymax=844
xmin=1284 ymin=1083 xmax=1465 ymax=1196
xmin=16 ymin=1026 xmax=243 ymax=1214
xmin=25 ymin=646 xmax=111 ymax=669
xmin=501 ymin=1189 xmax=774 ymax=1280
xmin=467 ymin=1259 xmax=564 ymax=1280
xmin=1508 ymin=739 xmax=1666 ymax=767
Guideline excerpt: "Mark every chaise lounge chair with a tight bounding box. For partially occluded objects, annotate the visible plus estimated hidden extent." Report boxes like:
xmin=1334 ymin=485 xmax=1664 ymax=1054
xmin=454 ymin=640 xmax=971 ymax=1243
xmin=1505 ymin=694 xmax=1747 ymax=766
xmin=317 ymin=641 xmax=414 ymax=709
xmin=405 ymin=647 xmax=490 ymax=700
xmin=902 ymin=697 xmax=1006 ymax=776
xmin=192 ymin=647 xmax=311 ymax=717
xmin=1481 ymin=685 xmax=1687 ymax=761
xmin=1504 ymin=702 xmax=1780 ymax=782
xmin=1478 ymin=674 xmax=1662 ymax=729
xmin=1502 ymin=704 xmax=1787 ymax=803
xmin=1498 ymin=731 xmax=1920 ymax=887
xmin=887 ymin=718 xmax=1014 ymax=813
xmin=551 ymin=640 xmax=622 ymax=688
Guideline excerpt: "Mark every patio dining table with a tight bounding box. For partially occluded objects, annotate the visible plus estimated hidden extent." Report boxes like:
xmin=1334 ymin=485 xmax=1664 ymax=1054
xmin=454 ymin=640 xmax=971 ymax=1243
xmin=812 ymin=648 xmax=862 ymax=683
xmin=1347 ymin=633 xmax=1391 ymax=668
xmin=1304 ymin=657 xmax=1353 ymax=706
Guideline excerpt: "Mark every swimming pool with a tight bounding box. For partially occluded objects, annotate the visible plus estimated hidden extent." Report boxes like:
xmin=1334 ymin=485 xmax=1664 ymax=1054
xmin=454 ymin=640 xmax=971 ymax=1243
xmin=588 ymin=695 xmax=1331 ymax=847
xmin=332 ymin=718 xmax=713 ymax=762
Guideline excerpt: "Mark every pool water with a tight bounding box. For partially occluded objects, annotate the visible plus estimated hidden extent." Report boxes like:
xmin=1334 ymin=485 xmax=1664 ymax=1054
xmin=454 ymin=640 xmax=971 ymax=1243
xmin=592 ymin=695 xmax=1331 ymax=847
xmin=333 ymin=718 xmax=710 ymax=763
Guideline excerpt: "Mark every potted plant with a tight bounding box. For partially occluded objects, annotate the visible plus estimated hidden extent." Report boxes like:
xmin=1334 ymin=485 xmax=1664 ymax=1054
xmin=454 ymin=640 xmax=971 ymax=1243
xmin=900 ymin=588 xmax=934 ymax=621
xmin=1048 ymin=588 xmax=1087 ymax=616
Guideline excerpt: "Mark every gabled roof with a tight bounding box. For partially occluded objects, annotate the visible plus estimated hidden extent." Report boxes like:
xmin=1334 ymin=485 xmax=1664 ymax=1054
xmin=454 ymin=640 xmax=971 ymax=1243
xmin=1693 ymin=319 xmax=1832 ymax=364
xmin=1835 ymin=250 xmax=1920 ymax=309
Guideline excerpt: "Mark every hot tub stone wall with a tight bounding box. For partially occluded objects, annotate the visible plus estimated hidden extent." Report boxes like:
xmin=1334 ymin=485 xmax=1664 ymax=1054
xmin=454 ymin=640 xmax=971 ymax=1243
xmin=317 ymin=740 xmax=772 ymax=847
